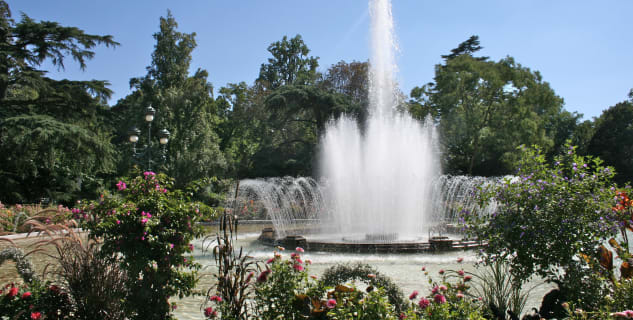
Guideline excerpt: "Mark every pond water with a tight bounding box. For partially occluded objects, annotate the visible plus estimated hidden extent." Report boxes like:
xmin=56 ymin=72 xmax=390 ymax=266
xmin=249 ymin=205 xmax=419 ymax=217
xmin=173 ymin=224 xmax=554 ymax=319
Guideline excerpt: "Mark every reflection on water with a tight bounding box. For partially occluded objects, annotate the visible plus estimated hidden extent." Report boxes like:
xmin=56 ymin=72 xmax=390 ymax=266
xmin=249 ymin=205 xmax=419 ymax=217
xmin=174 ymin=225 xmax=553 ymax=319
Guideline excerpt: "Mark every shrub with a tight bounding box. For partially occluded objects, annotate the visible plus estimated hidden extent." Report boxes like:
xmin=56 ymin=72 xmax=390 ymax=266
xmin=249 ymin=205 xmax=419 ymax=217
xmin=463 ymin=144 xmax=619 ymax=283
xmin=82 ymin=172 xmax=214 ymax=320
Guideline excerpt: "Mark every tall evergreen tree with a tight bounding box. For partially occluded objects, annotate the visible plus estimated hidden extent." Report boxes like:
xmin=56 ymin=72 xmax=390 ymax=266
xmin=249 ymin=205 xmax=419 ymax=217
xmin=0 ymin=1 xmax=118 ymax=203
xmin=113 ymin=11 xmax=225 ymax=188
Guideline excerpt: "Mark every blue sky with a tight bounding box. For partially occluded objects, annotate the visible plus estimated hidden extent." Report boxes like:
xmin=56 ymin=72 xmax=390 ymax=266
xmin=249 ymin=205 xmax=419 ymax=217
xmin=7 ymin=1 xmax=633 ymax=120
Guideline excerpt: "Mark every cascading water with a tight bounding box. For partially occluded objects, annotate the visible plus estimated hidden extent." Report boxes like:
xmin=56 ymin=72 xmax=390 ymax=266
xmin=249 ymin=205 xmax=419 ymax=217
xmin=230 ymin=0 xmax=500 ymax=243
xmin=318 ymin=0 xmax=439 ymax=240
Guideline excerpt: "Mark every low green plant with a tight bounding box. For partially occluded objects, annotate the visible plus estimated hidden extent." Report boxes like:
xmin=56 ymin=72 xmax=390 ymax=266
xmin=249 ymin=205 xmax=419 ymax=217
xmin=402 ymin=266 xmax=486 ymax=320
xmin=468 ymin=258 xmax=533 ymax=319
xmin=326 ymin=285 xmax=396 ymax=320
xmin=254 ymin=247 xmax=323 ymax=320
xmin=321 ymin=263 xmax=406 ymax=313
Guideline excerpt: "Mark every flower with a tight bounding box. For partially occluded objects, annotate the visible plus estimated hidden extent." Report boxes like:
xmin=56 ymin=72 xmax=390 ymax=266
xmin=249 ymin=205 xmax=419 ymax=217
xmin=458 ymin=270 xmax=465 ymax=276
xmin=367 ymin=273 xmax=376 ymax=279
xmin=204 ymin=307 xmax=215 ymax=317
xmin=30 ymin=312 xmax=42 ymax=320
xmin=439 ymin=285 xmax=447 ymax=291
xmin=431 ymin=286 xmax=439 ymax=294
xmin=421 ymin=266 xmax=426 ymax=271
xmin=326 ymin=298 xmax=337 ymax=309
xmin=438 ymin=269 xmax=445 ymax=275
xmin=266 ymin=258 xmax=274 ymax=264
xmin=7 ymin=286 xmax=18 ymax=298
xmin=456 ymin=292 xmax=464 ymax=299
xmin=310 ymin=275 xmax=318 ymax=280
xmin=116 ymin=180 xmax=127 ymax=191
xmin=464 ymin=275 xmax=472 ymax=282
xmin=409 ymin=290 xmax=419 ymax=300
xmin=457 ymin=257 xmax=464 ymax=263
xmin=296 ymin=247 xmax=305 ymax=253
xmin=21 ymin=291 xmax=31 ymax=299
xmin=257 ymin=269 xmax=271 ymax=283
xmin=293 ymin=263 xmax=304 ymax=272
xmin=418 ymin=298 xmax=430 ymax=309
xmin=209 ymin=295 xmax=222 ymax=302
xmin=434 ymin=294 xmax=447 ymax=304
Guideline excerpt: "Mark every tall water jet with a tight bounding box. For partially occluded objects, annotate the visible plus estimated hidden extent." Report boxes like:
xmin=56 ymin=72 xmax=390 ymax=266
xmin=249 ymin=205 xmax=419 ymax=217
xmin=319 ymin=0 xmax=440 ymax=240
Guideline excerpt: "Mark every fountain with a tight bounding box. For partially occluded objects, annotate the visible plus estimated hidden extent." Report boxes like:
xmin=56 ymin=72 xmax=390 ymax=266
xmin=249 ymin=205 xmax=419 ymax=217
xmin=232 ymin=0 xmax=492 ymax=252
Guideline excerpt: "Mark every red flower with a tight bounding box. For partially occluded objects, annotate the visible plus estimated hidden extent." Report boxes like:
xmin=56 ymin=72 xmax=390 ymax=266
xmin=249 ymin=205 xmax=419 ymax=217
xmin=31 ymin=312 xmax=42 ymax=320
xmin=204 ymin=307 xmax=215 ymax=317
xmin=7 ymin=286 xmax=18 ymax=298
xmin=21 ymin=291 xmax=31 ymax=299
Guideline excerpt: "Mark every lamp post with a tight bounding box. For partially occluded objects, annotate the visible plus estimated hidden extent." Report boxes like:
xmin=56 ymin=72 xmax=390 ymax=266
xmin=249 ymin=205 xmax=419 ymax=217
xmin=128 ymin=105 xmax=170 ymax=171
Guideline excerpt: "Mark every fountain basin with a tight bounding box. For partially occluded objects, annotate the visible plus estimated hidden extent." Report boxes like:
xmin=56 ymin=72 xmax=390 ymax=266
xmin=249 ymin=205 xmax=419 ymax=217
xmin=258 ymin=228 xmax=486 ymax=253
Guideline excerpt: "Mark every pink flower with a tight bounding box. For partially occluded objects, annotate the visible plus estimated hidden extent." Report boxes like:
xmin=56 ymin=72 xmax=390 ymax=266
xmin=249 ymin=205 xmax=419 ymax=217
xmin=464 ymin=275 xmax=472 ymax=282
xmin=418 ymin=298 xmax=430 ymax=309
xmin=434 ymin=294 xmax=447 ymax=304
xmin=409 ymin=290 xmax=419 ymax=300
xmin=116 ymin=220 xmax=121 ymax=225
xmin=204 ymin=307 xmax=215 ymax=317
xmin=293 ymin=264 xmax=304 ymax=272
xmin=290 ymin=252 xmax=297 ymax=258
xmin=209 ymin=295 xmax=222 ymax=302
xmin=169 ymin=243 xmax=174 ymax=249
xmin=399 ymin=313 xmax=407 ymax=320
xmin=266 ymin=258 xmax=274 ymax=264
xmin=295 ymin=257 xmax=303 ymax=264
xmin=457 ymin=257 xmax=464 ymax=263
xmin=431 ymin=286 xmax=439 ymax=294
xmin=296 ymin=247 xmax=305 ymax=253
xmin=144 ymin=171 xmax=156 ymax=178
xmin=438 ymin=269 xmax=445 ymax=275
xmin=310 ymin=275 xmax=318 ymax=280
xmin=189 ymin=244 xmax=194 ymax=251
xmin=30 ymin=312 xmax=42 ymax=320
xmin=458 ymin=270 xmax=465 ymax=276
xmin=116 ymin=180 xmax=127 ymax=190
xmin=305 ymin=259 xmax=312 ymax=265
xmin=367 ymin=273 xmax=376 ymax=279
xmin=326 ymin=298 xmax=337 ymax=309
xmin=456 ymin=292 xmax=464 ymax=299
xmin=421 ymin=266 xmax=426 ymax=271
xmin=141 ymin=218 xmax=148 ymax=224
xmin=439 ymin=285 xmax=447 ymax=291
xmin=21 ymin=292 xmax=31 ymax=299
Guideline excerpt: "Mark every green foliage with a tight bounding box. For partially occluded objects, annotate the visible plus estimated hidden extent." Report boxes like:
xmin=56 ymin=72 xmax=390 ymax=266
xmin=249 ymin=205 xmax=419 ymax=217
xmin=0 ymin=281 xmax=74 ymax=320
xmin=463 ymin=144 xmax=618 ymax=282
xmin=0 ymin=1 xmax=118 ymax=204
xmin=254 ymin=249 xmax=323 ymax=320
xmin=412 ymin=36 xmax=565 ymax=175
xmin=82 ymin=172 xmax=213 ymax=320
xmin=321 ymin=263 xmax=406 ymax=313
xmin=403 ymin=267 xmax=486 ymax=320
xmin=326 ymin=286 xmax=397 ymax=320
xmin=114 ymin=12 xmax=226 ymax=188
xmin=257 ymin=34 xmax=319 ymax=91
xmin=588 ymin=101 xmax=633 ymax=185
xmin=468 ymin=259 xmax=532 ymax=319
xmin=205 ymin=213 xmax=261 ymax=320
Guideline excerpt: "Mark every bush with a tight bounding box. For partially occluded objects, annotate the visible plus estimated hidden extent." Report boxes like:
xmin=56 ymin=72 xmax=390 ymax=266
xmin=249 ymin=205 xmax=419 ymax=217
xmin=82 ymin=172 xmax=214 ymax=320
xmin=463 ymin=144 xmax=619 ymax=282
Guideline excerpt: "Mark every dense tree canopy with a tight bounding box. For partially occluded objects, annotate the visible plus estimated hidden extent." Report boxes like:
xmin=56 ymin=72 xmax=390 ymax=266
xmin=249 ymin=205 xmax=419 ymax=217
xmin=410 ymin=36 xmax=566 ymax=175
xmin=112 ymin=12 xmax=225 ymax=188
xmin=587 ymin=100 xmax=633 ymax=185
xmin=0 ymin=1 xmax=118 ymax=203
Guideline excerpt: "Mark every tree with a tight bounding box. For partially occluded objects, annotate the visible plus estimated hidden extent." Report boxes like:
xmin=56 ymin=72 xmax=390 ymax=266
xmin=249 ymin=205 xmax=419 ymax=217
xmin=587 ymin=100 xmax=633 ymax=185
xmin=257 ymin=35 xmax=319 ymax=91
xmin=0 ymin=1 xmax=118 ymax=99
xmin=0 ymin=1 xmax=118 ymax=203
xmin=113 ymin=12 xmax=225 ymax=188
xmin=440 ymin=35 xmax=488 ymax=61
xmin=412 ymin=37 xmax=565 ymax=175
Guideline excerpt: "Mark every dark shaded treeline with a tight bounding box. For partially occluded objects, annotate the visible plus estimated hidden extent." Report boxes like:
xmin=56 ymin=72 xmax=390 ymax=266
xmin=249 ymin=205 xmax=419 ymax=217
xmin=0 ymin=4 xmax=630 ymax=204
